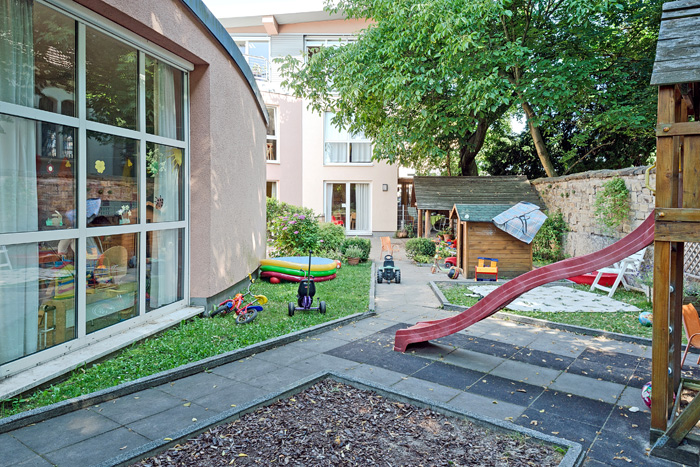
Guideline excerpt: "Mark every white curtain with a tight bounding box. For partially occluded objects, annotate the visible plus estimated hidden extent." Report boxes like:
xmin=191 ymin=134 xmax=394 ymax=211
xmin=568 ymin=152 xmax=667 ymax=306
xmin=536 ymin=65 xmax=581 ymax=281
xmin=350 ymin=142 xmax=371 ymax=163
xmin=324 ymin=143 xmax=346 ymax=163
xmin=151 ymin=60 xmax=180 ymax=309
xmin=0 ymin=0 xmax=39 ymax=364
xmin=354 ymin=183 xmax=371 ymax=231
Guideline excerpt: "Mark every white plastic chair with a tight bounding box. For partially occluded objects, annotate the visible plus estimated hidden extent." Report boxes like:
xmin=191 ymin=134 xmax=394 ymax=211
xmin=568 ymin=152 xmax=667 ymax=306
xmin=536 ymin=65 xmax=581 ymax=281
xmin=590 ymin=250 xmax=646 ymax=298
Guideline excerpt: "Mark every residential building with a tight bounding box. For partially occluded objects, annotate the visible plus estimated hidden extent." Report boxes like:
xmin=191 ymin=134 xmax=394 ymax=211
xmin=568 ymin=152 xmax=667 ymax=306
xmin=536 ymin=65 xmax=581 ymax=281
xmin=0 ymin=0 xmax=267 ymax=396
xmin=221 ymin=10 xmax=399 ymax=235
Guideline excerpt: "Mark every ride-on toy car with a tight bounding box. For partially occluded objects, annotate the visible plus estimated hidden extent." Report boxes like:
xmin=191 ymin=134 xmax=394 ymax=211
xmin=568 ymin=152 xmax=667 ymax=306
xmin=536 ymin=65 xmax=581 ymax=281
xmin=288 ymin=250 xmax=327 ymax=316
xmin=377 ymin=255 xmax=401 ymax=284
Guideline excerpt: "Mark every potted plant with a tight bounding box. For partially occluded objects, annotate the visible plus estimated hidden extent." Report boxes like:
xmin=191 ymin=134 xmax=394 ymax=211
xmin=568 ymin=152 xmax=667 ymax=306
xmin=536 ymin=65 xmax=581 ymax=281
xmin=345 ymin=246 xmax=363 ymax=265
xmin=441 ymin=227 xmax=454 ymax=242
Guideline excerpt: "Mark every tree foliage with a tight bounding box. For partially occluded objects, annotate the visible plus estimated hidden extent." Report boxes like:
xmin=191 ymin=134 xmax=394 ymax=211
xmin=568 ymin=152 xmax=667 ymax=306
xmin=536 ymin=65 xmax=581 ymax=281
xmin=279 ymin=0 xmax=661 ymax=177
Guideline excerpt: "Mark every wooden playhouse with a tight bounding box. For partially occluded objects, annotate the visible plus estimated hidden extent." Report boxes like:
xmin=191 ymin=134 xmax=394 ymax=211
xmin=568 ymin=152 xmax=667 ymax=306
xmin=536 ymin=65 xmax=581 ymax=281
xmin=449 ymin=204 xmax=536 ymax=279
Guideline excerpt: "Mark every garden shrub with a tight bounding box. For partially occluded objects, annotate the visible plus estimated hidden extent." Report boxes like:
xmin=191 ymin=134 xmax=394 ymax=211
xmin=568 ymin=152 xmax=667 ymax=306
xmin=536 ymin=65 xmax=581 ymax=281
xmin=532 ymin=211 xmax=568 ymax=262
xmin=266 ymin=198 xmax=314 ymax=238
xmin=341 ymin=237 xmax=371 ymax=261
xmin=317 ymin=222 xmax=346 ymax=252
xmin=268 ymin=211 xmax=319 ymax=256
xmin=405 ymin=238 xmax=436 ymax=259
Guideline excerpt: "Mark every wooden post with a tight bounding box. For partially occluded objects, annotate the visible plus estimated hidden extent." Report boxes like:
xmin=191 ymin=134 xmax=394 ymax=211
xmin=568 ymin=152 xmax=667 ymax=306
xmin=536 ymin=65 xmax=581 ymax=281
xmin=456 ymin=220 xmax=463 ymax=269
xmin=652 ymin=85 xmax=681 ymax=432
xmin=424 ymin=210 xmax=431 ymax=238
xmin=417 ymin=209 xmax=423 ymax=238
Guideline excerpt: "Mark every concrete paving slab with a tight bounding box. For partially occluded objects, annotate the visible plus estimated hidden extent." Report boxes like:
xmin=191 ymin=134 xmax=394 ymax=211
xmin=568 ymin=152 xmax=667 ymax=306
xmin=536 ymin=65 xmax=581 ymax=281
xmin=11 ymin=409 xmax=120 ymax=454
xmin=156 ymin=371 xmax=234 ymax=401
xmin=253 ymin=346 xmax=319 ymax=366
xmin=550 ymin=372 xmax=625 ymax=403
xmin=192 ymin=382 xmax=261 ymax=413
xmin=9 ymin=455 xmax=53 ymax=467
xmin=404 ymin=342 xmax=456 ymax=360
xmin=617 ymin=386 xmax=649 ymax=412
xmin=88 ymin=388 xmax=183 ymax=425
xmin=439 ymin=348 xmax=505 ymax=373
xmin=0 ymin=433 xmax=42 ymax=466
xmin=290 ymin=353 xmax=360 ymax=374
xmin=293 ymin=335 xmax=351 ymax=353
xmin=245 ymin=365 xmax=318 ymax=390
xmin=210 ymin=356 xmax=281 ymax=381
xmin=490 ymin=359 xmax=562 ymax=387
xmin=43 ymin=427 xmax=150 ymax=467
xmin=530 ymin=390 xmax=614 ymax=428
xmin=467 ymin=374 xmax=544 ymax=406
xmin=126 ymin=402 xmax=212 ymax=441
xmin=448 ymin=391 xmax=527 ymax=422
xmin=341 ymin=364 xmax=407 ymax=387
xmin=526 ymin=332 xmax=589 ymax=357
xmin=391 ymin=376 xmax=463 ymax=403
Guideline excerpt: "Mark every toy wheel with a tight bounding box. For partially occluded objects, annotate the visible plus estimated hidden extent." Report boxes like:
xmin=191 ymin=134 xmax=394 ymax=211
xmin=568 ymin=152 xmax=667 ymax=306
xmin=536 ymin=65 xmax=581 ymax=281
xmin=444 ymin=261 xmax=452 ymax=269
xmin=288 ymin=302 xmax=295 ymax=317
xmin=395 ymin=270 xmax=401 ymax=284
xmin=209 ymin=304 xmax=227 ymax=318
xmin=377 ymin=271 xmax=383 ymax=283
xmin=319 ymin=301 xmax=326 ymax=314
xmin=236 ymin=308 xmax=258 ymax=324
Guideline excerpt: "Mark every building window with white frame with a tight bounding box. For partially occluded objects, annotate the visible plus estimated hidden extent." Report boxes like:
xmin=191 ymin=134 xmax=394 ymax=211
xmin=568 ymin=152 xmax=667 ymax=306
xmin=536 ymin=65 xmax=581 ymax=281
xmin=324 ymin=112 xmax=371 ymax=164
xmin=0 ymin=0 xmax=188 ymax=367
xmin=266 ymin=181 xmax=278 ymax=199
xmin=266 ymin=106 xmax=278 ymax=162
xmin=234 ymin=39 xmax=270 ymax=80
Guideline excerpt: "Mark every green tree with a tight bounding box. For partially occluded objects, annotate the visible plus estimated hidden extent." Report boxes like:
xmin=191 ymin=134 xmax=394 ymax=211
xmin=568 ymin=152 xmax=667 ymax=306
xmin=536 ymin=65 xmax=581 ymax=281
xmin=279 ymin=0 xmax=660 ymax=177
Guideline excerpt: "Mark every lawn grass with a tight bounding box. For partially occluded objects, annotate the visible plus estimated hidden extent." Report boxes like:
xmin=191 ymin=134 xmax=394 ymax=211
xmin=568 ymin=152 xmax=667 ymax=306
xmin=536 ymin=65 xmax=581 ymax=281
xmin=0 ymin=262 xmax=371 ymax=419
xmin=437 ymin=281 xmax=655 ymax=340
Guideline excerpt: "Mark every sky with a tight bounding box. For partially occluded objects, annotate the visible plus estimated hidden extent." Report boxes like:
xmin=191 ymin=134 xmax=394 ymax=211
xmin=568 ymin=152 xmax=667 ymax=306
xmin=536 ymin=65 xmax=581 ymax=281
xmin=202 ymin=0 xmax=325 ymax=18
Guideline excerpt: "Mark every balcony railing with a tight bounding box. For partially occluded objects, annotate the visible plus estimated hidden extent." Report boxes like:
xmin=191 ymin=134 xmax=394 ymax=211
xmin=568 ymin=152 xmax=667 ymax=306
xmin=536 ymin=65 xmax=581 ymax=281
xmin=243 ymin=54 xmax=270 ymax=81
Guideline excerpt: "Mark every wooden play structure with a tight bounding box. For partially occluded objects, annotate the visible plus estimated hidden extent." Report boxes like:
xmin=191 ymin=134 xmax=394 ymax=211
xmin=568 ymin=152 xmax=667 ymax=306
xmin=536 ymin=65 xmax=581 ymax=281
xmin=649 ymin=1 xmax=700 ymax=463
xmin=412 ymin=176 xmax=542 ymax=238
xmin=449 ymin=204 xmax=533 ymax=279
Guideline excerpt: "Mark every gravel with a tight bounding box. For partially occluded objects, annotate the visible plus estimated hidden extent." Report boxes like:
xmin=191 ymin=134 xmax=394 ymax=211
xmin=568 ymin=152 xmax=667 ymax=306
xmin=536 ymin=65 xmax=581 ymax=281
xmin=132 ymin=379 xmax=564 ymax=466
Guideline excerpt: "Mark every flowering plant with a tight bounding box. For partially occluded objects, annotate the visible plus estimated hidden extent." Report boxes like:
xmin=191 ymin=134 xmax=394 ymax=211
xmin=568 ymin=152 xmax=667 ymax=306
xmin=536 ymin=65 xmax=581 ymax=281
xmin=269 ymin=212 xmax=319 ymax=256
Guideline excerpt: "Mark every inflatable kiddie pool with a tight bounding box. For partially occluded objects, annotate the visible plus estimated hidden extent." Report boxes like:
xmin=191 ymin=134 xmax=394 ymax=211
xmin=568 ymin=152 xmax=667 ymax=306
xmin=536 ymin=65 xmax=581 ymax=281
xmin=261 ymin=256 xmax=339 ymax=282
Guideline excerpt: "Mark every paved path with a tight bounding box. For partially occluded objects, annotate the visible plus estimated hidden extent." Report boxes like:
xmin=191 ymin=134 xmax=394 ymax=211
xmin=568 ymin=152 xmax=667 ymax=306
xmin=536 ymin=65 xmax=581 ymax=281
xmin=1 ymin=238 xmax=688 ymax=466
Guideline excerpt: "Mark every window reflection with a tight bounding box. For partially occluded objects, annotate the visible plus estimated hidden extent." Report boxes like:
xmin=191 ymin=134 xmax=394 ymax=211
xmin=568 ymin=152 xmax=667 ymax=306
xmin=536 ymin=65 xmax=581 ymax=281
xmin=86 ymin=27 xmax=138 ymax=129
xmin=145 ymin=56 xmax=184 ymax=140
xmin=147 ymin=229 xmax=183 ymax=311
xmin=87 ymin=131 xmax=139 ymax=226
xmin=146 ymin=143 xmax=183 ymax=223
xmin=0 ymin=114 xmax=76 ymax=234
xmin=0 ymin=240 xmax=76 ymax=365
xmin=0 ymin=1 xmax=76 ymax=115
xmin=86 ymin=233 xmax=138 ymax=333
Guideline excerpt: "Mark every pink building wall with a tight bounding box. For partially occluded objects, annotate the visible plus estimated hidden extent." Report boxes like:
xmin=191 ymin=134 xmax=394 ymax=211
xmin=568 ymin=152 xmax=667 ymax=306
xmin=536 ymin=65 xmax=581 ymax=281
xmin=78 ymin=0 xmax=268 ymax=301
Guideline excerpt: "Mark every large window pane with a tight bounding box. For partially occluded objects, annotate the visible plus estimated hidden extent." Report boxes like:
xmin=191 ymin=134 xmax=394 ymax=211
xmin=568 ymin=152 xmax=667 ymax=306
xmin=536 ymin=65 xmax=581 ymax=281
xmin=86 ymin=27 xmax=138 ymax=129
xmin=145 ymin=56 xmax=184 ymax=140
xmin=87 ymin=131 xmax=139 ymax=226
xmin=146 ymin=143 xmax=183 ymax=223
xmin=86 ymin=233 xmax=138 ymax=333
xmin=147 ymin=229 xmax=183 ymax=311
xmin=0 ymin=240 xmax=76 ymax=365
xmin=0 ymin=1 xmax=76 ymax=115
xmin=0 ymin=114 xmax=76 ymax=233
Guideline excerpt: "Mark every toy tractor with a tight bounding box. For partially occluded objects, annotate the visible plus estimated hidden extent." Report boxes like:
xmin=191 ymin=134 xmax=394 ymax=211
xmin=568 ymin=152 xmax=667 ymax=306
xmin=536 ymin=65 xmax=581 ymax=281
xmin=377 ymin=255 xmax=401 ymax=284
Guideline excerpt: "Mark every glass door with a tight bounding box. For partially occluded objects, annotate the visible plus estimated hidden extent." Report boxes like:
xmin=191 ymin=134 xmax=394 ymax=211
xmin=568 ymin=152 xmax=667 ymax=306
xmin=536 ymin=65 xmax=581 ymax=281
xmin=325 ymin=183 xmax=371 ymax=233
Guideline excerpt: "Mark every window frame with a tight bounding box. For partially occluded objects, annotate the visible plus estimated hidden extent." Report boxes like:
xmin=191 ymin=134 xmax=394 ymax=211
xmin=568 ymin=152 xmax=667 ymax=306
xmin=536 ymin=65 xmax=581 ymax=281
xmin=265 ymin=105 xmax=279 ymax=163
xmin=323 ymin=112 xmax=372 ymax=166
xmin=0 ymin=0 xmax=191 ymax=376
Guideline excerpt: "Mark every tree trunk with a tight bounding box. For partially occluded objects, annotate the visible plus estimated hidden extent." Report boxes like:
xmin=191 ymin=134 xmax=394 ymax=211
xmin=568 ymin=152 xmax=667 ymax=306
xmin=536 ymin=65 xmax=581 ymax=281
xmin=458 ymin=118 xmax=490 ymax=176
xmin=522 ymin=101 xmax=558 ymax=177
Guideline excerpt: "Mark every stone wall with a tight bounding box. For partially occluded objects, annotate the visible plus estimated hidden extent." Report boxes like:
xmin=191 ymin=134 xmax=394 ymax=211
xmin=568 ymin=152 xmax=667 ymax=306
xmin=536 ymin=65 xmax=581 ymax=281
xmin=530 ymin=166 xmax=656 ymax=258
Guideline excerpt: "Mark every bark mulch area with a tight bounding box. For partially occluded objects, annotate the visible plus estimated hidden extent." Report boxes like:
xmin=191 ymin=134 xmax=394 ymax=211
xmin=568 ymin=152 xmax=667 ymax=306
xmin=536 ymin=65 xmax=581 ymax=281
xmin=132 ymin=379 xmax=564 ymax=466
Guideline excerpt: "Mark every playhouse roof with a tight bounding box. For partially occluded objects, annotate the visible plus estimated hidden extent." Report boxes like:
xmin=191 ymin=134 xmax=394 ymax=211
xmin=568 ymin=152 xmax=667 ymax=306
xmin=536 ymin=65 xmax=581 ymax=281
xmin=450 ymin=204 xmax=514 ymax=223
xmin=651 ymin=0 xmax=700 ymax=86
xmin=413 ymin=176 xmax=542 ymax=211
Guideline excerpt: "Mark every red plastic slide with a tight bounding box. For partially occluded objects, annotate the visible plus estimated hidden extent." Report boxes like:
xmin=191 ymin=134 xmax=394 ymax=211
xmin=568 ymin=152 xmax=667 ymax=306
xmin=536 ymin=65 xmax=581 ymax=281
xmin=394 ymin=213 xmax=655 ymax=352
